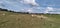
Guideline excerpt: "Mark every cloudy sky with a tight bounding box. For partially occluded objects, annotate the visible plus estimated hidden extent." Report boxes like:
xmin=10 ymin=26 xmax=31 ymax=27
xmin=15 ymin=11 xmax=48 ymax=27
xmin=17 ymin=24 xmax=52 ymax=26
xmin=0 ymin=0 xmax=60 ymax=14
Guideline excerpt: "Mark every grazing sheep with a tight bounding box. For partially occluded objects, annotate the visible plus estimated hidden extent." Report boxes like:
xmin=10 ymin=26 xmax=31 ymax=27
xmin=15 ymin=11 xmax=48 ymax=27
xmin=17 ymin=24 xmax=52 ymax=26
xmin=31 ymin=15 xmax=34 ymax=17
xmin=2 ymin=13 xmax=5 ymax=16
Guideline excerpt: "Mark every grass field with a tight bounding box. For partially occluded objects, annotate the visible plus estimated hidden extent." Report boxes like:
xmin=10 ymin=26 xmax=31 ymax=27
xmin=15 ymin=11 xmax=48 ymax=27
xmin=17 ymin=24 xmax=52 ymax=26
xmin=0 ymin=11 xmax=60 ymax=28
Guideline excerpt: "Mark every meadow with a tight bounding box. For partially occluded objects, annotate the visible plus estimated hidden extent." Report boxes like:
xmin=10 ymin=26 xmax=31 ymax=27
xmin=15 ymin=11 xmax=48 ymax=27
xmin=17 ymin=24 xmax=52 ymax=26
xmin=0 ymin=11 xmax=60 ymax=28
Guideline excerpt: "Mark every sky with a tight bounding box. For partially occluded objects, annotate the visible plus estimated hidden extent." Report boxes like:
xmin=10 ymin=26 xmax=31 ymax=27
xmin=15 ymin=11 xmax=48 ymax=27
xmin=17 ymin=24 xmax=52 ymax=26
xmin=0 ymin=0 xmax=60 ymax=14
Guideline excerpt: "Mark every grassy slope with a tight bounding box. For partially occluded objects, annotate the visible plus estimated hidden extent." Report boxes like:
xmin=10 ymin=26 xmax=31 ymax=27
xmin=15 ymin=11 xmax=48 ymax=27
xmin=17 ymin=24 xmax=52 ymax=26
xmin=0 ymin=11 xmax=60 ymax=28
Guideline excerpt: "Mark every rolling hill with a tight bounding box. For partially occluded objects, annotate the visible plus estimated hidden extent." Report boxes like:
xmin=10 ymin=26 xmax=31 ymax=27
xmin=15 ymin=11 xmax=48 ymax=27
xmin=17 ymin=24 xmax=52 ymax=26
xmin=0 ymin=9 xmax=60 ymax=28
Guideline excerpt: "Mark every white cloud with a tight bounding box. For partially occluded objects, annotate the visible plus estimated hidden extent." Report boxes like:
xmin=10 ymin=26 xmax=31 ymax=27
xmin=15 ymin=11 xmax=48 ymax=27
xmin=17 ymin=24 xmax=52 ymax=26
xmin=44 ymin=7 xmax=60 ymax=14
xmin=27 ymin=9 xmax=32 ymax=12
xmin=44 ymin=7 xmax=54 ymax=13
xmin=26 ymin=8 xmax=33 ymax=13
xmin=46 ymin=7 xmax=54 ymax=11
xmin=20 ymin=0 xmax=39 ymax=6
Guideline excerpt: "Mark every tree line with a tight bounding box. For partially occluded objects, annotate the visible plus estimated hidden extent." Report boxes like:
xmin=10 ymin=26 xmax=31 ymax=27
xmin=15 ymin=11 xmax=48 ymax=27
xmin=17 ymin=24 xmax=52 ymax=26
xmin=0 ymin=8 xmax=30 ymax=14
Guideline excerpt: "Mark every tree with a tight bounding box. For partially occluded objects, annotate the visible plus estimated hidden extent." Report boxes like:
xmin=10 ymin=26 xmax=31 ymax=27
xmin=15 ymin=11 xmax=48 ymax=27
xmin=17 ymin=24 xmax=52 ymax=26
xmin=0 ymin=8 xmax=8 ymax=11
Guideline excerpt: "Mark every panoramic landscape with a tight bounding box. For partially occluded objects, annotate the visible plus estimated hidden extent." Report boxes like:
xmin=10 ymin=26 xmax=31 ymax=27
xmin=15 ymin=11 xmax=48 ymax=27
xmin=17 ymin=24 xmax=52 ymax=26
xmin=0 ymin=8 xmax=60 ymax=28
xmin=0 ymin=0 xmax=60 ymax=28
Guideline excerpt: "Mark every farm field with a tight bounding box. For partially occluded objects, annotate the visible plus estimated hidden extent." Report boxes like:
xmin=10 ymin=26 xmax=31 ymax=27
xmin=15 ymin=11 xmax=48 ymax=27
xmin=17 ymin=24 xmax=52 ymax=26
xmin=0 ymin=11 xmax=60 ymax=28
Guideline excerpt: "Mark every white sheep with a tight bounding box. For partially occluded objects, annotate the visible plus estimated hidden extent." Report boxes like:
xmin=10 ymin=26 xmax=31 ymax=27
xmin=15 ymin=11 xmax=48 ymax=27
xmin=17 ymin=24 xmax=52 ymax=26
xmin=2 ymin=13 xmax=5 ymax=16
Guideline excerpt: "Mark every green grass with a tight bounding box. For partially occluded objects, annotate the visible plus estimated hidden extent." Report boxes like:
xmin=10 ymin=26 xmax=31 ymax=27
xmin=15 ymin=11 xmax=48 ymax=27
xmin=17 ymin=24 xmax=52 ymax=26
xmin=0 ymin=11 xmax=60 ymax=28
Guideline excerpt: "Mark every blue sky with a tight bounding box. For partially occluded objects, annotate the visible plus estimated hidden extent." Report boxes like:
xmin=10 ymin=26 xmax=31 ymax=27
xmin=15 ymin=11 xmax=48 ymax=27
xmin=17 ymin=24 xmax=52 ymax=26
xmin=0 ymin=0 xmax=60 ymax=14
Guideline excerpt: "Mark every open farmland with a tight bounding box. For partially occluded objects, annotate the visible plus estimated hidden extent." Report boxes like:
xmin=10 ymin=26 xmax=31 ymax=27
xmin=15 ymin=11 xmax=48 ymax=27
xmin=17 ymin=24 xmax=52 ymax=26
xmin=0 ymin=11 xmax=60 ymax=28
